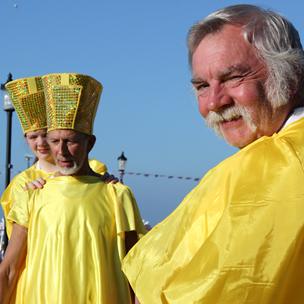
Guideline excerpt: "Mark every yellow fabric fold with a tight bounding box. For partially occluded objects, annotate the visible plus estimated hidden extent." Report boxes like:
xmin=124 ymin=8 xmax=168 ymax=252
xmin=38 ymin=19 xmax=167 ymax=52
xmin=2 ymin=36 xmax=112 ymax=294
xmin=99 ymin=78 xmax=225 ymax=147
xmin=122 ymin=118 xmax=304 ymax=304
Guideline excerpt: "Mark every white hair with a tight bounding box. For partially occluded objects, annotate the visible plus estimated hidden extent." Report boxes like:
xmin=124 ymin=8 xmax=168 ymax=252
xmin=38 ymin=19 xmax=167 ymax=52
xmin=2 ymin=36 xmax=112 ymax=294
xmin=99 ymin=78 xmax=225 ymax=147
xmin=188 ymin=4 xmax=304 ymax=108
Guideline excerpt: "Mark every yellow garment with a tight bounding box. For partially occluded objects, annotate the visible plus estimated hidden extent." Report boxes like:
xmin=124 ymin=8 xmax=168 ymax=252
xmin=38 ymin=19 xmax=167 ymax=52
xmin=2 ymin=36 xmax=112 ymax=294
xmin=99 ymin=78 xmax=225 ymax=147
xmin=123 ymin=118 xmax=304 ymax=304
xmin=8 ymin=176 xmax=145 ymax=304
xmin=1 ymin=159 xmax=107 ymax=238
xmin=89 ymin=158 xmax=108 ymax=175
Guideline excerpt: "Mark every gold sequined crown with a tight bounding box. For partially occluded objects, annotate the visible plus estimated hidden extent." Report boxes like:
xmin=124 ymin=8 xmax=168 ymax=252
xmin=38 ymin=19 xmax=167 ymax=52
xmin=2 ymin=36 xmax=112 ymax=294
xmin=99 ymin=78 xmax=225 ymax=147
xmin=5 ymin=76 xmax=46 ymax=134
xmin=42 ymin=73 xmax=102 ymax=135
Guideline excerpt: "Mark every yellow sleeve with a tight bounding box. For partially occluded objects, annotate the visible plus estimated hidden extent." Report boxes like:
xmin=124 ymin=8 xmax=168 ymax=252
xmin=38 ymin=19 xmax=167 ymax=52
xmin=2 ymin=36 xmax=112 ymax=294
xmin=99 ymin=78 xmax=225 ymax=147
xmin=1 ymin=182 xmax=14 ymax=236
xmin=111 ymin=184 xmax=146 ymax=236
xmin=7 ymin=186 xmax=32 ymax=229
xmin=0 ymin=166 xmax=48 ymax=237
xmin=109 ymin=183 xmax=146 ymax=260
xmin=1 ymin=174 xmax=28 ymax=237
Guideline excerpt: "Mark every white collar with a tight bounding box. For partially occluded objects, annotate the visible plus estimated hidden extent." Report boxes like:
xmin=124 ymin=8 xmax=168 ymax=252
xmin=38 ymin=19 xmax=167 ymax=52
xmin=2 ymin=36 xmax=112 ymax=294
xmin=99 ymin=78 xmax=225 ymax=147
xmin=283 ymin=107 xmax=304 ymax=129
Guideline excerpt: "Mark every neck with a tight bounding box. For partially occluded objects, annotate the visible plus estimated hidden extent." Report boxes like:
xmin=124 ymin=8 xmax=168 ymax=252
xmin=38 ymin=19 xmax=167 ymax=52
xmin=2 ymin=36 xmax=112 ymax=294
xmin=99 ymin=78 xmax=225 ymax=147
xmin=74 ymin=162 xmax=98 ymax=177
xmin=266 ymin=103 xmax=295 ymax=135
xmin=275 ymin=105 xmax=299 ymax=133
xmin=38 ymin=158 xmax=58 ymax=173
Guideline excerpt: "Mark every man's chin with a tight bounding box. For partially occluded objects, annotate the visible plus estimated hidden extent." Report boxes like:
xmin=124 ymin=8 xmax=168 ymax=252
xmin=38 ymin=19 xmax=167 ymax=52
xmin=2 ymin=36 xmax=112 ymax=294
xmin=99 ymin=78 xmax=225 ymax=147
xmin=58 ymin=165 xmax=80 ymax=176
xmin=223 ymin=132 xmax=256 ymax=149
xmin=219 ymin=121 xmax=258 ymax=148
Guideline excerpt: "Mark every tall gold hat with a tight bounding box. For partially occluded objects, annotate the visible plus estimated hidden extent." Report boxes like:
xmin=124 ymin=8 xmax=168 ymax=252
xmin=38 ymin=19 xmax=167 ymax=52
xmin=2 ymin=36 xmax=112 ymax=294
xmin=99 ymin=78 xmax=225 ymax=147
xmin=42 ymin=73 xmax=102 ymax=135
xmin=5 ymin=76 xmax=46 ymax=134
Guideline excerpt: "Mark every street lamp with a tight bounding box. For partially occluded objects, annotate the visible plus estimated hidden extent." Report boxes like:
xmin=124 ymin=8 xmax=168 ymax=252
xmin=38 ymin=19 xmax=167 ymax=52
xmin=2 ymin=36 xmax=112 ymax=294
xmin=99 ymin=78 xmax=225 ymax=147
xmin=117 ymin=152 xmax=127 ymax=183
xmin=1 ymin=73 xmax=14 ymax=188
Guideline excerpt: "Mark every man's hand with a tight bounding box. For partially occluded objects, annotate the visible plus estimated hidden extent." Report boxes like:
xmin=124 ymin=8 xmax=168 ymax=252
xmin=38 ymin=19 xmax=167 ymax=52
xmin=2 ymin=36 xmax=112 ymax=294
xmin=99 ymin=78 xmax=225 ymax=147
xmin=100 ymin=172 xmax=119 ymax=184
xmin=23 ymin=177 xmax=46 ymax=190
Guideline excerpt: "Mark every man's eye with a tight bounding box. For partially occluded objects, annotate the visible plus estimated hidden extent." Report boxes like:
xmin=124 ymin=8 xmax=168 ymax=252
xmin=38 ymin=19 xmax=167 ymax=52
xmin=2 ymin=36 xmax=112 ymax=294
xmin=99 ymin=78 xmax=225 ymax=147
xmin=194 ymin=83 xmax=209 ymax=96
xmin=68 ymin=141 xmax=79 ymax=145
xmin=225 ymin=75 xmax=243 ymax=86
xmin=196 ymin=83 xmax=208 ymax=90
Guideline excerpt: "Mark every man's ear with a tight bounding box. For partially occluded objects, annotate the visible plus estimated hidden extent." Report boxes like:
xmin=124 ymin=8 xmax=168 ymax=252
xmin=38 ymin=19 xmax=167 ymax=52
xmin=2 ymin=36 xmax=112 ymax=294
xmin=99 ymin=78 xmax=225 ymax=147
xmin=87 ymin=135 xmax=96 ymax=152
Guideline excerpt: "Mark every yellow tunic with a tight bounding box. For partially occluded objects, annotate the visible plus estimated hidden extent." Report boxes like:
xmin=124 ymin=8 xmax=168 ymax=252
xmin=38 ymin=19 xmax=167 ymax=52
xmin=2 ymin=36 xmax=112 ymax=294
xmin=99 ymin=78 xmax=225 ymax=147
xmin=122 ymin=118 xmax=304 ymax=304
xmin=1 ymin=159 xmax=107 ymax=238
xmin=8 ymin=176 xmax=146 ymax=304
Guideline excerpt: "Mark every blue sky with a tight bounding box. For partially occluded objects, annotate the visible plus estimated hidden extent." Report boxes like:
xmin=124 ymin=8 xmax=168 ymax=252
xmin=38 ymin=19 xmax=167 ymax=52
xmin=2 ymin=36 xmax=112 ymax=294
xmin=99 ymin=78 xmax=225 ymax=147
xmin=0 ymin=0 xmax=303 ymax=225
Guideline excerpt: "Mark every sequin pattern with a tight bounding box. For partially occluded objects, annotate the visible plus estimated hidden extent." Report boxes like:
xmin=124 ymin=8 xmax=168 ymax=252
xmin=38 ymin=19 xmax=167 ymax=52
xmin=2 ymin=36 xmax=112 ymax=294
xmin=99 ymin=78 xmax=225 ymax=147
xmin=43 ymin=73 xmax=102 ymax=135
xmin=5 ymin=77 xmax=46 ymax=133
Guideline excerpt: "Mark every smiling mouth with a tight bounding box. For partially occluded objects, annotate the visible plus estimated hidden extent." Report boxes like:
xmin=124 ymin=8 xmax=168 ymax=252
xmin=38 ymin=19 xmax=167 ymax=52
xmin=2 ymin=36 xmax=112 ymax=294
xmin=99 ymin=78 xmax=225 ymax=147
xmin=37 ymin=149 xmax=49 ymax=153
xmin=220 ymin=116 xmax=243 ymax=128
xmin=57 ymin=160 xmax=74 ymax=167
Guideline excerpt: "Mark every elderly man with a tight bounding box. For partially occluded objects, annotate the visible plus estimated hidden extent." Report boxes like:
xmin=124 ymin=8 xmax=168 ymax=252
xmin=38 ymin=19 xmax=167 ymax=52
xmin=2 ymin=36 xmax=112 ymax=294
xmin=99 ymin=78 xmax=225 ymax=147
xmin=123 ymin=5 xmax=304 ymax=304
xmin=0 ymin=73 xmax=145 ymax=304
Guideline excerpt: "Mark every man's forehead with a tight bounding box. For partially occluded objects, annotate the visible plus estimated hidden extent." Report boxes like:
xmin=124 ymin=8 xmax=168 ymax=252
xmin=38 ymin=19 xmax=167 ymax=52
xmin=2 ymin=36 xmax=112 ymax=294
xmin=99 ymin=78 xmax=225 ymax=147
xmin=191 ymin=63 xmax=252 ymax=83
xmin=47 ymin=129 xmax=84 ymax=139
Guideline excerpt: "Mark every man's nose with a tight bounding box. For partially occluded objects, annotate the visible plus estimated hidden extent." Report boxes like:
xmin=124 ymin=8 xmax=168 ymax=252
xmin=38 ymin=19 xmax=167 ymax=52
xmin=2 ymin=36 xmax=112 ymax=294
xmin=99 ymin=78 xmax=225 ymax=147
xmin=58 ymin=141 xmax=69 ymax=156
xmin=205 ymin=84 xmax=232 ymax=113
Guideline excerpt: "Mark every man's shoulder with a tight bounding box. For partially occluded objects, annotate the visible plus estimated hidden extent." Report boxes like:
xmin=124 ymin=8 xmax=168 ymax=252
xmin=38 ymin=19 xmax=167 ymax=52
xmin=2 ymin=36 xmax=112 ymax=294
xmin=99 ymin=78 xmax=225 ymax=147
xmin=88 ymin=159 xmax=108 ymax=174
xmin=108 ymin=182 xmax=133 ymax=197
xmin=186 ymin=122 xmax=304 ymax=213
xmin=207 ymin=120 xmax=304 ymax=180
xmin=240 ymin=118 xmax=304 ymax=162
xmin=5 ymin=165 xmax=39 ymax=190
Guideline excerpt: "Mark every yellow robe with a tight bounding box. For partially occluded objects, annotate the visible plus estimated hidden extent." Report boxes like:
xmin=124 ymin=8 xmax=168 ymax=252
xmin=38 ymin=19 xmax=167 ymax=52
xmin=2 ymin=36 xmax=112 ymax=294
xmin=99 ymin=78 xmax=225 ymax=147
xmin=8 ymin=176 xmax=146 ymax=304
xmin=1 ymin=159 xmax=107 ymax=238
xmin=122 ymin=118 xmax=304 ymax=304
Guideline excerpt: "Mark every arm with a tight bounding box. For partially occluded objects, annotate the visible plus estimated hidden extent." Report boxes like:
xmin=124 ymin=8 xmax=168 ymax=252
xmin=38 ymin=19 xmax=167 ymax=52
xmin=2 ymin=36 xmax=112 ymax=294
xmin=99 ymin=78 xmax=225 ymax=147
xmin=0 ymin=223 xmax=27 ymax=304
xmin=125 ymin=230 xmax=138 ymax=254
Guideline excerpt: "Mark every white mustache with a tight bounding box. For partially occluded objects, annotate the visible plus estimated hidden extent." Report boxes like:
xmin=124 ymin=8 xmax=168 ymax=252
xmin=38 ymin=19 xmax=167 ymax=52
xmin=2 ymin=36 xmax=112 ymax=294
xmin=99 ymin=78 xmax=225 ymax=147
xmin=205 ymin=105 xmax=257 ymax=136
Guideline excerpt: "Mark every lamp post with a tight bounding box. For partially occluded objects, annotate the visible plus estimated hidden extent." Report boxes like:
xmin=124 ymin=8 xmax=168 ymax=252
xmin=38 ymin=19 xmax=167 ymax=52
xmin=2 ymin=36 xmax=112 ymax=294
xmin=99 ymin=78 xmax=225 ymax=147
xmin=0 ymin=73 xmax=13 ymax=260
xmin=1 ymin=73 xmax=14 ymax=188
xmin=117 ymin=152 xmax=127 ymax=183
